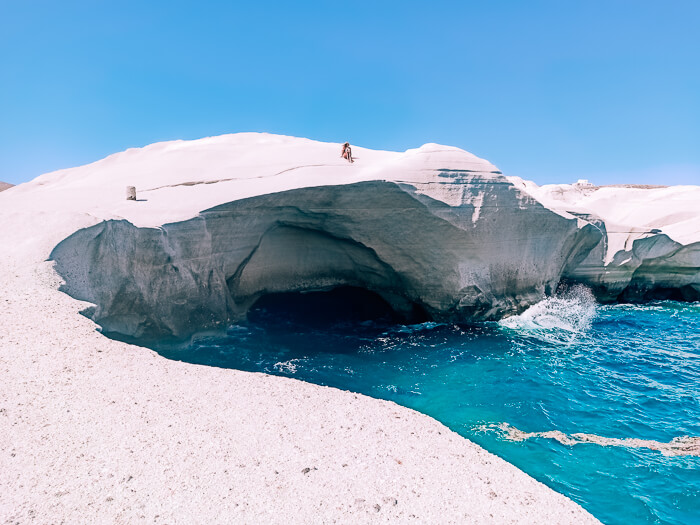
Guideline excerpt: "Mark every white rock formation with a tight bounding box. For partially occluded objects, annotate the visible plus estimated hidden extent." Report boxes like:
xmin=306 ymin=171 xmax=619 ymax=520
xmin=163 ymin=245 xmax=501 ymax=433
xmin=513 ymin=179 xmax=700 ymax=301
xmin=4 ymin=134 xmax=698 ymax=341
xmin=0 ymin=133 xmax=602 ymax=523
xmin=25 ymin=134 xmax=599 ymax=339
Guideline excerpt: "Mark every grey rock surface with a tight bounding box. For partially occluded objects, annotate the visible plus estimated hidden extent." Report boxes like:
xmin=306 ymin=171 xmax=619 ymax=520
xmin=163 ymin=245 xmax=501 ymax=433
xmin=51 ymin=179 xmax=601 ymax=339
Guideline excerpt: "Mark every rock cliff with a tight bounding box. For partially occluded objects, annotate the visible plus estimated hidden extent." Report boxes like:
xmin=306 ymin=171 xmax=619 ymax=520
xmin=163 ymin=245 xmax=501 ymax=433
xmin=51 ymin=179 xmax=600 ymax=339
xmin=2 ymin=133 xmax=694 ymax=340
xmin=514 ymin=180 xmax=700 ymax=302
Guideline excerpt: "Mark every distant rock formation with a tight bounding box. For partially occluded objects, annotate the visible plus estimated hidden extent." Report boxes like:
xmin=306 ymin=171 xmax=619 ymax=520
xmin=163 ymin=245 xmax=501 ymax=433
xmin=0 ymin=182 xmax=13 ymax=192
xmin=514 ymin=180 xmax=700 ymax=302
xmin=1 ymin=132 xmax=690 ymax=340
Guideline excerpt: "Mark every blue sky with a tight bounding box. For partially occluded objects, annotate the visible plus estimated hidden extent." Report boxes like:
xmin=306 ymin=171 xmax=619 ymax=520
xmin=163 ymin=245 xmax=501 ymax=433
xmin=1 ymin=0 xmax=698 ymax=186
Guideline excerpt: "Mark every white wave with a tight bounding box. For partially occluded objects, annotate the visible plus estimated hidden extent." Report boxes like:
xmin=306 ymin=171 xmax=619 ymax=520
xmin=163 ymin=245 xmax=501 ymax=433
xmin=273 ymin=359 xmax=303 ymax=374
xmin=481 ymin=423 xmax=700 ymax=457
xmin=498 ymin=285 xmax=596 ymax=343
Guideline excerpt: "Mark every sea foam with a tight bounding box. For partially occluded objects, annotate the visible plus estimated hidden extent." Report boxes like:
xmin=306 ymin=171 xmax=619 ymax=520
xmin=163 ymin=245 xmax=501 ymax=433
xmin=484 ymin=422 xmax=700 ymax=457
xmin=498 ymin=285 xmax=597 ymax=344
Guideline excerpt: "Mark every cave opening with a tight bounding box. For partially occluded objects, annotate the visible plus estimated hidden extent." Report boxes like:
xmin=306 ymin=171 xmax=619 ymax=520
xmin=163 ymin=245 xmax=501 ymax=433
xmin=247 ymin=286 xmax=430 ymax=328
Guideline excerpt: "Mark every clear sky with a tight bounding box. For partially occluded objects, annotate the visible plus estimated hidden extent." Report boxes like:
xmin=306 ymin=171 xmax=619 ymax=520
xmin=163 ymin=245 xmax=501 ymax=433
xmin=1 ymin=0 xmax=698 ymax=186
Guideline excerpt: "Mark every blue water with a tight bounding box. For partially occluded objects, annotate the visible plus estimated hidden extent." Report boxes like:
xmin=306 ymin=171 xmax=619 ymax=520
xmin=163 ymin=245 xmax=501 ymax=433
xmin=155 ymin=287 xmax=700 ymax=524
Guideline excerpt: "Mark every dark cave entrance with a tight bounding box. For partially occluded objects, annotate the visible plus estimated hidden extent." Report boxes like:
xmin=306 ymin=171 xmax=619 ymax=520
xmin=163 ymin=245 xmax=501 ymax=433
xmin=247 ymin=286 xmax=430 ymax=327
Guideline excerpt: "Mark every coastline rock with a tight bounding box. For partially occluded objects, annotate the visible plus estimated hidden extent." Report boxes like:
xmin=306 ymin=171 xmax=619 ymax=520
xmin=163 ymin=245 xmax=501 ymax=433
xmin=7 ymin=132 xmax=686 ymax=523
xmin=514 ymin=180 xmax=700 ymax=302
xmin=2 ymin=133 xmax=697 ymax=342
xmin=47 ymin=138 xmax=601 ymax=339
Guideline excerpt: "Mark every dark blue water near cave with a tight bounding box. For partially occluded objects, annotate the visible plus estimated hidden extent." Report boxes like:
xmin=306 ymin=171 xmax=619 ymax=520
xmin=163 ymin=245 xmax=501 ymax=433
xmin=154 ymin=287 xmax=700 ymax=525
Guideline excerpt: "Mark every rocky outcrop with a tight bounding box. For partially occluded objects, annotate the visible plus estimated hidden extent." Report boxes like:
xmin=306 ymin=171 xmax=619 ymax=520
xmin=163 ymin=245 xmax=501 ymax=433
xmin=3 ymin=132 xmax=688 ymax=340
xmin=514 ymin=181 xmax=700 ymax=302
xmin=565 ymin=231 xmax=700 ymax=301
xmin=0 ymin=181 xmax=13 ymax=192
xmin=51 ymin=178 xmax=600 ymax=339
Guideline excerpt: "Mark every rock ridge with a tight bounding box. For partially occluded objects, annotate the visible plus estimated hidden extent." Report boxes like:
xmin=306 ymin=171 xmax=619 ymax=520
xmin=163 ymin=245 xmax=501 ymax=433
xmin=1 ymin=132 xmax=696 ymax=340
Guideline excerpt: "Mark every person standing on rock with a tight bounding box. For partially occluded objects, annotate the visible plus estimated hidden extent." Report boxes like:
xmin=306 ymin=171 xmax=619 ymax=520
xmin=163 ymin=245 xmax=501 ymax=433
xmin=341 ymin=142 xmax=354 ymax=163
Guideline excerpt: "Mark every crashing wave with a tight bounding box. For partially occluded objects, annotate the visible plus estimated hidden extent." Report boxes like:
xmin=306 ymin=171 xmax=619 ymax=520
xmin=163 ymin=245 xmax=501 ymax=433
xmin=498 ymin=285 xmax=597 ymax=344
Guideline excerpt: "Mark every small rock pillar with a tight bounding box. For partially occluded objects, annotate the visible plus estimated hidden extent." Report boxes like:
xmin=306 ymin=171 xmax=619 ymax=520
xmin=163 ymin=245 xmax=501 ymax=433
xmin=126 ymin=186 xmax=136 ymax=201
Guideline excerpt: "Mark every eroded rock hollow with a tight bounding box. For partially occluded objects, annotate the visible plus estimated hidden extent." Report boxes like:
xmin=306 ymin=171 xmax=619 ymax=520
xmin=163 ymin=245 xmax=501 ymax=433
xmin=50 ymin=180 xmax=600 ymax=339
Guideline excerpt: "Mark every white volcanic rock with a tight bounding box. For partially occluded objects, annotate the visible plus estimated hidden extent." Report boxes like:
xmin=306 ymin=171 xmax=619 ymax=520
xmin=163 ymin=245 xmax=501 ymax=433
xmin=4 ymin=134 xmax=697 ymax=340
xmin=512 ymin=179 xmax=700 ymax=301
xmin=12 ymin=134 xmax=598 ymax=339
xmin=0 ymin=134 xmax=600 ymax=523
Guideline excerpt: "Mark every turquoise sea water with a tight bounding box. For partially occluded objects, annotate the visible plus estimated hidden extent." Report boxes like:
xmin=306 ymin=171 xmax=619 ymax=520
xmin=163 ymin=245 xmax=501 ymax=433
xmin=155 ymin=287 xmax=700 ymax=524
